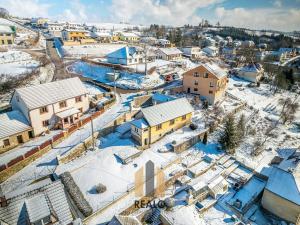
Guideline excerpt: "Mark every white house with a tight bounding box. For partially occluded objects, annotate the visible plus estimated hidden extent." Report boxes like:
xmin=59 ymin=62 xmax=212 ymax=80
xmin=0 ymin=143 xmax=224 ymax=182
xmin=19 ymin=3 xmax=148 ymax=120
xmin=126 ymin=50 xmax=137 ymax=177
xmin=181 ymin=47 xmax=202 ymax=59
xmin=107 ymin=46 xmax=145 ymax=65
xmin=237 ymin=63 xmax=264 ymax=83
xmin=156 ymin=48 xmax=182 ymax=61
xmin=156 ymin=39 xmax=171 ymax=47
xmin=11 ymin=77 xmax=89 ymax=136
xmin=46 ymin=22 xmax=65 ymax=37
xmin=202 ymin=46 xmax=219 ymax=57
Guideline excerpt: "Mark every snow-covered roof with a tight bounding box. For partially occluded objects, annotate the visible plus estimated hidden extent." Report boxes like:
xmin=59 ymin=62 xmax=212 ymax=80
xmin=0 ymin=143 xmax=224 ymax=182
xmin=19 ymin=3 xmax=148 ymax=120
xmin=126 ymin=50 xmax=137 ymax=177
xmin=266 ymin=151 xmax=300 ymax=205
xmin=152 ymin=93 xmax=176 ymax=103
xmin=122 ymin=32 xmax=138 ymax=37
xmin=56 ymin=107 xmax=80 ymax=119
xmin=203 ymin=46 xmax=218 ymax=51
xmin=63 ymin=29 xmax=88 ymax=32
xmin=107 ymin=46 xmax=142 ymax=60
xmin=239 ymin=64 xmax=262 ymax=73
xmin=25 ymin=194 xmax=51 ymax=223
xmin=203 ymin=62 xmax=227 ymax=79
xmin=141 ymin=98 xmax=193 ymax=127
xmin=94 ymin=32 xmax=111 ymax=37
xmin=131 ymin=118 xmax=149 ymax=129
xmin=0 ymin=24 xmax=13 ymax=34
xmin=0 ymin=110 xmax=31 ymax=139
xmin=14 ymin=77 xmax=88 ymax=110
xmin=158 ymin=47 xmax=182 ymax=56
xmin=0 ymin=180 xmax=73 ymax=225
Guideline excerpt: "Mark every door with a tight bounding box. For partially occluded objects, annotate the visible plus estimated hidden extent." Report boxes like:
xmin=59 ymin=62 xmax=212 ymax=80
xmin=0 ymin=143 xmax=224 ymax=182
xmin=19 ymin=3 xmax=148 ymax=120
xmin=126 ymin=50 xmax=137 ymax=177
xmin=187 ymin=87 xmax=190 ymax=93
xmin=28 ymin=131 xmax=34 ymax=139
xmin=17 ymin=135 xmax=23 ymax=144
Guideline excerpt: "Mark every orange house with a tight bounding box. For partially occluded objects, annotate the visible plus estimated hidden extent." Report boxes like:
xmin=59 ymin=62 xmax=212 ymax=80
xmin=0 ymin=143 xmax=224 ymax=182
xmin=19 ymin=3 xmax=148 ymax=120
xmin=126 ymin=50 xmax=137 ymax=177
xmin=183 ymin=63 xmax=228 ymax=105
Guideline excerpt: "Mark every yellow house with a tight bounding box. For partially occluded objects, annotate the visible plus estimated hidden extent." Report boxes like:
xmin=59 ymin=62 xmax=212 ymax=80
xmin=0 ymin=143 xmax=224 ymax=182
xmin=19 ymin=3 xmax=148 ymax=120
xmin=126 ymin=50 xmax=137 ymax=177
xmin=183 ymin=63 xmax=228 ymax=105
xmin=118 ymin=32 xmax=139 ymax=42
xmin=131 ymin=98 xmax=193 ymax=148
xmin=0 ymin=25 xmax=15 ymax=45
xmin=62 ymin=29 xmax=88 ymax=41
xmin=261 ymin=152 xmax=300 ymax=223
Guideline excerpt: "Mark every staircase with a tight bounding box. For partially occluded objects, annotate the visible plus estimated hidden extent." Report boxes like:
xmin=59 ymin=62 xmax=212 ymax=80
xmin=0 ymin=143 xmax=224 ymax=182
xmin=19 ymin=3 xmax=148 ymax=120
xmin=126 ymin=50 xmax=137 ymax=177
xmin=149 ymin=208 xmax=162 ymax=225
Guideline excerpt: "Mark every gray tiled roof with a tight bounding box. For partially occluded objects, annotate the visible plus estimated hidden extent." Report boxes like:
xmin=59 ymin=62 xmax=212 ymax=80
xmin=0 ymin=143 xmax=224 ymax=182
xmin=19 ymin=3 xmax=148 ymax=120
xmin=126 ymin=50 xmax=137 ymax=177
xmin=25 ymin=194 xmax=50 ymax=223
xmin=14 ymin=77 xmax=88 ymax=110
xmin=0 ymin=110 xmax=31 ymax=139
xmin=0 ymin=180 xmax=73 ymax=225
xmin=141 ymin=98 xmax=193 ymax=127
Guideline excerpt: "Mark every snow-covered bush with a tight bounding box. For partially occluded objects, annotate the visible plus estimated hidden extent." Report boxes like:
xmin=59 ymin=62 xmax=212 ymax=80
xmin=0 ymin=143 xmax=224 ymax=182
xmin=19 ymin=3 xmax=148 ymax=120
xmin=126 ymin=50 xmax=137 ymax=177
xmin=95 ymin=183 xmax=107 ymax=194
xmin=61 ymin=172 xmax=93 ymax=217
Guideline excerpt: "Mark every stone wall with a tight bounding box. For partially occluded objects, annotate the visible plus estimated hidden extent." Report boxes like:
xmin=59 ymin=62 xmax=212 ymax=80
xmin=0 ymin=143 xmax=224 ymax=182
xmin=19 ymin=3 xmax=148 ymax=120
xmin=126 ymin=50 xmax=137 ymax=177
xmin=171 ymin=129 xmax=209 ymax=154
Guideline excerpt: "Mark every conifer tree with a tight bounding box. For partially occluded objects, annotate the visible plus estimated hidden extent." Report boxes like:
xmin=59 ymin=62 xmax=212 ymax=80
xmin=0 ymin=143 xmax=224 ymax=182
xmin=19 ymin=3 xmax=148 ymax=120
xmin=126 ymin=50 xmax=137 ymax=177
xmin=219 ymin=115 xmax=238 ymax=154
xmin=237 ymin=114 xmax=246 ymax=140
xmin=203 ymin=132 xmax=208 ymax=145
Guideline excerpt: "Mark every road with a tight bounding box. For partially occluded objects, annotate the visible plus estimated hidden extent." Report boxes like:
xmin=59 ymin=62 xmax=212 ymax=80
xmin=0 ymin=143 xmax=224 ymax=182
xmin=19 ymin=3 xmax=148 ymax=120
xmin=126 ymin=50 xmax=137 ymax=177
xmin=46 ymin=39 xmax=71 ymax=80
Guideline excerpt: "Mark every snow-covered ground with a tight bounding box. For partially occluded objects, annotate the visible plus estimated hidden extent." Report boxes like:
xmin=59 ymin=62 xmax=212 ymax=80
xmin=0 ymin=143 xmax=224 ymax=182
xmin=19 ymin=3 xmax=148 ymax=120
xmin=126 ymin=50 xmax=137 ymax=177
xmin=225 ymin=76 xmax=300 ymax=175
xmin=69 ymin=61 xmax=165 ymax=89
xmin=0 ymin=50 xmax=39 ymax=79
xmin=62 ymin=44 xmax=126 ymax=58
xmin=83 ymin=82 xmax=107 ymax=96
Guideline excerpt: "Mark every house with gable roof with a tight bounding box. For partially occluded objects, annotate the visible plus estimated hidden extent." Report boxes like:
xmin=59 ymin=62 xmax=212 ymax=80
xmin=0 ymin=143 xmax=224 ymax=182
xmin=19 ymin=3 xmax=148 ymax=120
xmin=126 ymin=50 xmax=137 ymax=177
xmin=262 ymin=150 xmax=300 ymax=223
xmin=107 ymin=46 xmax=145 ymax=65
xmin=10 ymin=77 xmax=89 ymax=137
xmin=131 ymin=98 xmax=193 ymax=148
xmin=183 ymin=62 xmax=228 ymax=105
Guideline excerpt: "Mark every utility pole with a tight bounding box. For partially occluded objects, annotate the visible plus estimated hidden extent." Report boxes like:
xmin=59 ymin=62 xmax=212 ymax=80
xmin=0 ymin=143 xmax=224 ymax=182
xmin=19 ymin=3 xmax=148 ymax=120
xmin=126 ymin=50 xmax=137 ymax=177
xmin=144 ymin=44 xmax=148 ymax=75
xmin=91 ymin=117 xmax=95 ymax=150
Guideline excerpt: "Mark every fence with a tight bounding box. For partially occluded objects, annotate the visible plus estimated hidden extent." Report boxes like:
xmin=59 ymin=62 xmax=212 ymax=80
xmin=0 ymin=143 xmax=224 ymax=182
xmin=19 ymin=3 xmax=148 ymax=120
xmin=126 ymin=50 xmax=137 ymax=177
xmin=171 ymin=129 xmax=209 ymax=154
xmin=0 ymin=102 xmax=113 ymax=182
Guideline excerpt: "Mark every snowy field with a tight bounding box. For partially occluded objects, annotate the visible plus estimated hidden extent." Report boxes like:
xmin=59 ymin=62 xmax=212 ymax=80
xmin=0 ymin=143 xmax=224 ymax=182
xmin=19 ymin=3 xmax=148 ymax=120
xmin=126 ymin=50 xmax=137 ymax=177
xmin=224 ymin=77 xmax=300 ymax=174
xmin=0 ymin=50 xmax=39 ymax=80
xmin=62 ymin=44 xmax=126 ymax=58
xmin=69 ymin=61 xmax=165 ymax=89
xmin=55 ymin=117 xmax=207 ymax=215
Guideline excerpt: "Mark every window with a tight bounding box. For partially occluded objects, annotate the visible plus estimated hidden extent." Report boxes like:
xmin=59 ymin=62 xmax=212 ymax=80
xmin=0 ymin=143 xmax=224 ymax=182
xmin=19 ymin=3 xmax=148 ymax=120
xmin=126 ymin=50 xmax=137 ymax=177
xmin=170 ymin=119 xmax=175 ymax=125
xmin=204 ymin=73 xmax=209 ymax=78
xmin=7 ymin=40 xmax=12 ymax=44
xmin=156 ymin=124 xmax=162 ymax=131
xmin=42 ymin=120 xmax=49 ymax=127
xmin=210 ymin=82 xmax=214 ymax=87
xmin=3 ymin=139 xmax=10 ymax=147
xmin=59 ymin=101 xmax=67 ymax=108
xmin=194 ymin=81 xmax=198 ymax=85
xmin=209 ymin=90 xmax=213 ymax=94
xmin=79 ymin=107 xmax=83 ymax=113
xmin=193 ymin=72 xmax=199 ymax=77
xmin=182 ymin=115 xmax=186 ymax=120
xmin=39 ymin=106 xmax=48 ymax=114
xmin=75 ymin=96 xmax=82 ymax=102
xmin=134 ymin=127 xmax=139 ymax=133
xmin=194 ymin=88 xmax=198 ymax=92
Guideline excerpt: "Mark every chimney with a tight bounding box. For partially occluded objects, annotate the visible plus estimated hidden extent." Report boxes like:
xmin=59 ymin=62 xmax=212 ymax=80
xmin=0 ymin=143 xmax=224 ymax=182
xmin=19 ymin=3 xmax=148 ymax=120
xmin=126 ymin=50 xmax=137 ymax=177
xmin=0 ymin=186 xmax=7 ymax=207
